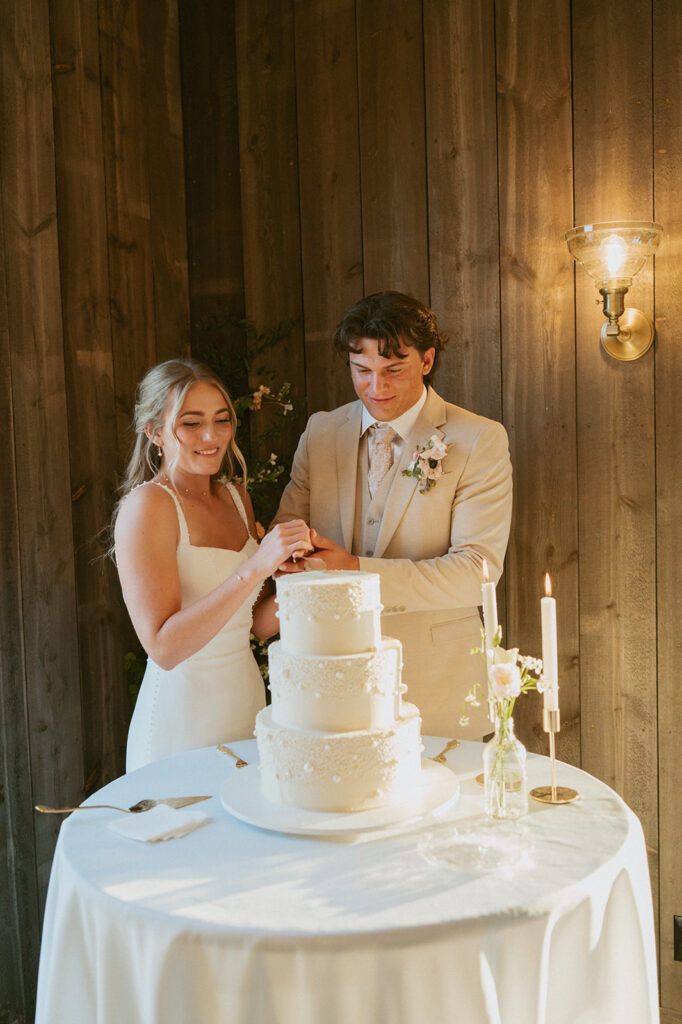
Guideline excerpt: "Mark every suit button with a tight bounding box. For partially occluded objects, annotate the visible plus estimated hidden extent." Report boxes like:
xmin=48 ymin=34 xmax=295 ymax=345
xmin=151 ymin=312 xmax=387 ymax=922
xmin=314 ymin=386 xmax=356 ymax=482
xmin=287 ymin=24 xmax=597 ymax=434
xmin=365 ymin=550 xmax=373 ymax=557
xmin=367 ymin=517 xmax=376 ymax=525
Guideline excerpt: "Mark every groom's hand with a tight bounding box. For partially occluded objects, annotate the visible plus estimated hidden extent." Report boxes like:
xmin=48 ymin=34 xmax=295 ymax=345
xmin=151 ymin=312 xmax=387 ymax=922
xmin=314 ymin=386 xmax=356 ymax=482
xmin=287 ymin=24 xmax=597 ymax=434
xmin=306 ymin=529 xmax=360 ymax=571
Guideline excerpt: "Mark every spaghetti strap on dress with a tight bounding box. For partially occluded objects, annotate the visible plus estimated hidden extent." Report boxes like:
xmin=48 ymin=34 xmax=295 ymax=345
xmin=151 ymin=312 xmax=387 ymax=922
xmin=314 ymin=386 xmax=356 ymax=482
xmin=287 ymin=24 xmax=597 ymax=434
xmin=125 ymin=479 xmax=265 ymax=773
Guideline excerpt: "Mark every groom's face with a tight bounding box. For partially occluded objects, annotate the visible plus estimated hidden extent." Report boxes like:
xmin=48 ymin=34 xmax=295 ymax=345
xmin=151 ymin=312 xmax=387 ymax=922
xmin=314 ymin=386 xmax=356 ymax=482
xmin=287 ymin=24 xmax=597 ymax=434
xmin=349 ymin=338 xmax=435 ymax=421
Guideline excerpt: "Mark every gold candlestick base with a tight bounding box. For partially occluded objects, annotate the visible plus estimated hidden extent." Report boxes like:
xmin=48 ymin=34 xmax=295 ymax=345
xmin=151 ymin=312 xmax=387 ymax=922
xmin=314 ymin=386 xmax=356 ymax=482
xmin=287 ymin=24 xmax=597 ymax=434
xmin=528 ymin=709 xmax=580 ymax=805
xmin=529 ymin=784 xmax=579 ymax=804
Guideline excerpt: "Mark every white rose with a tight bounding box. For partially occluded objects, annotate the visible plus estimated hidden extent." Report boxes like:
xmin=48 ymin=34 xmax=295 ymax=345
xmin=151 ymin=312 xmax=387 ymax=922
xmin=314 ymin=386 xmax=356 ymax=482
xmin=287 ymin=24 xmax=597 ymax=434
xmin=428 ymin=437 xmax=448 ymax=461
xmin=489 ymin=662 xmax=522 ymax=700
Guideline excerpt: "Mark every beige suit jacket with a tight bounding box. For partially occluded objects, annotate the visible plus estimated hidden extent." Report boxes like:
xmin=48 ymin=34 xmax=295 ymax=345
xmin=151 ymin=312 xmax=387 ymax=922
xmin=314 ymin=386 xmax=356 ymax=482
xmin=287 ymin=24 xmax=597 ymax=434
xmin=273 ymin=387 xmax=513 ymax=736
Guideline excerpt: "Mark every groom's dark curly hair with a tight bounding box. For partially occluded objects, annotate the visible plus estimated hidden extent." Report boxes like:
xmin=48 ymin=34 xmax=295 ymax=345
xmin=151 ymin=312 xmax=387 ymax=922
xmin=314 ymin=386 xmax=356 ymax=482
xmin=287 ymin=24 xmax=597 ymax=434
xmin=332 ymin=290 xmax=446 ymax=383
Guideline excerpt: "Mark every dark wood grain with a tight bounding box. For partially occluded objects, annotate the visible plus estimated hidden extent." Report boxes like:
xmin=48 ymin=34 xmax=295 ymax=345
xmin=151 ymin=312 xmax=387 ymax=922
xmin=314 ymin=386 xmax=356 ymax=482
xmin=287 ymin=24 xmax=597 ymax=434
xmin=653 ymin=0 xmax=682 ymax=1009
xmin=51 ymin=0 xmax=131 ymax=795
xmin=0 ymin=2 xmax=84 ymax=1017
xmin=356 ymin=0 xmax=429 ymax=298
xmin=423 ymin=0 xmax=501 ymax=422
xmin=0 ymin=65 xmax=42 ymax=1024
xmin=235 ymin=0 xmax=307 ymax=470
xmin=495 ymin=0 xmax=579 ymax=765
xmin=294 ymin=0 xmax=362 ymax=413
xmin=99 ymin=0 xmax=157 ymax=453
xmin=138 ymin=0 xmax=190 ymax=361
xmin=179 ymin=0 xmax=247 ymax=368
xmin=572 ymin=0 xmax=658 ymax=865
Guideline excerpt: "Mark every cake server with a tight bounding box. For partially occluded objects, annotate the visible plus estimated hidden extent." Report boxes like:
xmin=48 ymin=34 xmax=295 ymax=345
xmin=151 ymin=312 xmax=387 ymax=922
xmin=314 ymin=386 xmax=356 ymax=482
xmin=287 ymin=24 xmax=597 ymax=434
xmin=35 ymin=795 xmax=211 ymax=814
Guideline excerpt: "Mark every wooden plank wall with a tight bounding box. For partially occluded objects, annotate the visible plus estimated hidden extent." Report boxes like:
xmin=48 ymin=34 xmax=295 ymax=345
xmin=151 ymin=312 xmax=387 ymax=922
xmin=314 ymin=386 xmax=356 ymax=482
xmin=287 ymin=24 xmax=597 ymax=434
xmin=2 ymin=0 xmax=681 ymax=1019
xmin=0 ymin=1 xmax=189 ymax=1019
xmin=654 ymin=0 xmax=682 ymax=1016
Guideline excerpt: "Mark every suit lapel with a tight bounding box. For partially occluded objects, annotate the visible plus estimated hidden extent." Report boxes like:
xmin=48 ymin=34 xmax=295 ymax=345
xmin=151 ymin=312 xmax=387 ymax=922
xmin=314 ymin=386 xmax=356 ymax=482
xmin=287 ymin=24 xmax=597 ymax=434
xmin=373 ymin=389 xmax=448 ymax=557
xmin=335 ymin=403 xmax=363 ymax=550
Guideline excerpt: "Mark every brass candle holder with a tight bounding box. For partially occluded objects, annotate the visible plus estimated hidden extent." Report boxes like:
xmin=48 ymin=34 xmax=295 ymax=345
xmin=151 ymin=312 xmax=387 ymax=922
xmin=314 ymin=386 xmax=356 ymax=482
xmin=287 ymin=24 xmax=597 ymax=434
xmin=529 ymin=709 xmax=579 ymax=804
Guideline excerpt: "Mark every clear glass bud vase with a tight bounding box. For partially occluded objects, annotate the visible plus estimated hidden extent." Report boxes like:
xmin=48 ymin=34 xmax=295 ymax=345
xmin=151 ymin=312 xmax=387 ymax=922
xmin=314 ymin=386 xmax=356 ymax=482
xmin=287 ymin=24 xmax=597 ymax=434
xmin=483 ymin=715 xmax=528 ymax=820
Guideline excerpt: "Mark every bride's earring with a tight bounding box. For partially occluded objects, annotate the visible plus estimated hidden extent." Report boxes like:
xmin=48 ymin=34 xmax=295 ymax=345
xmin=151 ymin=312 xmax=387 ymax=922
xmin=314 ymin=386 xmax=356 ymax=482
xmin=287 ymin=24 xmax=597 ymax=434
xmin=157 ymin=446 xmax=163 ymax=459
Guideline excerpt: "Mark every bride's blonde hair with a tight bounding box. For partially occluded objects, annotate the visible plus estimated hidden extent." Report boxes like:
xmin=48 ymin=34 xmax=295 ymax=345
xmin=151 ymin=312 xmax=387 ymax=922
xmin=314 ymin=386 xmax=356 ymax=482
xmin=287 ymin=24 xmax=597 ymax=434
xmin=110 ymin=359 xmax=247 ymax=544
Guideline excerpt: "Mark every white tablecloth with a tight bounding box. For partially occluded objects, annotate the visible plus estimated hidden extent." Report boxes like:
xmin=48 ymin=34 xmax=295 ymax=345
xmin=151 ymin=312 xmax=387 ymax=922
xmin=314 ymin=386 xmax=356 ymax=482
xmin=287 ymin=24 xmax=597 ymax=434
xmin=35 ymin=739 xmax=658 ymax=1024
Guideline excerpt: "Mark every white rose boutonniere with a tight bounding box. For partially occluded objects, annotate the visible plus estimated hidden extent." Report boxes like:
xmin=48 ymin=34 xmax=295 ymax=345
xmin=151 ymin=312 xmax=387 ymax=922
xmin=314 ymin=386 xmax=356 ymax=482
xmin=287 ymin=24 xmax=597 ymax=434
xmin=401 ymin=435 xmax=448 ymax=493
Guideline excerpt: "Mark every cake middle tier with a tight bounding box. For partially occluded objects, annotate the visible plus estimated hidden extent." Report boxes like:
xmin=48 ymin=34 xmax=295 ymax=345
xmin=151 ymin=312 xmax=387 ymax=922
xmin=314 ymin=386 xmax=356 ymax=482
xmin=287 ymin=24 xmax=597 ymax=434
xmin=267 ymin=637 xmax=403 ymax=732
xmin=255 ymin=703 xmax=423 ymax=812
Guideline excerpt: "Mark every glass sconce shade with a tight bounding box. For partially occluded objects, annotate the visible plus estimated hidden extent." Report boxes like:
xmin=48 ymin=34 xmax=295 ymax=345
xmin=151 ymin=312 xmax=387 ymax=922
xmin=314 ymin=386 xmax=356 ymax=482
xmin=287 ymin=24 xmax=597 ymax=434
xmin=565 ymin=221 xmax=662 ymax=286
xmin=565 ymin=220 xmax=662 ymax=360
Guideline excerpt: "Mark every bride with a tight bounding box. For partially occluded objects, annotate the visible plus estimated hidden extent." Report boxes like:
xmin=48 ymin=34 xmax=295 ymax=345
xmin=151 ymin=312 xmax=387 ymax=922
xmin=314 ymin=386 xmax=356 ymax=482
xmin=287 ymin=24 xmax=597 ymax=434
xmin=113 ymin=358 xmax=310 ymax=772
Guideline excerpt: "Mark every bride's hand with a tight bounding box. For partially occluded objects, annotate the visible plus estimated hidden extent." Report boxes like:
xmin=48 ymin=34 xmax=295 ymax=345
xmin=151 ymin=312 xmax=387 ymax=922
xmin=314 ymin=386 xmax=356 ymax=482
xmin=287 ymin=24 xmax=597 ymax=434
xmin=248 ymin=520 xmax=312 ymax=578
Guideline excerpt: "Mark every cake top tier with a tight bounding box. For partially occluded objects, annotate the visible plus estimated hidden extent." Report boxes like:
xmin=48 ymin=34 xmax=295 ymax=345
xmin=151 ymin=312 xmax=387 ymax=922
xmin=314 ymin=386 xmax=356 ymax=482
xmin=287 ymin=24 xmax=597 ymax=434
xmin=275 ymin=570 xmax=382 ymax=655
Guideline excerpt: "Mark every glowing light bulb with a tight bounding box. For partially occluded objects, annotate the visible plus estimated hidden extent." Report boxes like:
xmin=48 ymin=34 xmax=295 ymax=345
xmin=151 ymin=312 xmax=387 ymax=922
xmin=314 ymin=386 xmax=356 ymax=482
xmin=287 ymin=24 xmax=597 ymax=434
xmin=603 ymin=234 xmax=626 ymax=277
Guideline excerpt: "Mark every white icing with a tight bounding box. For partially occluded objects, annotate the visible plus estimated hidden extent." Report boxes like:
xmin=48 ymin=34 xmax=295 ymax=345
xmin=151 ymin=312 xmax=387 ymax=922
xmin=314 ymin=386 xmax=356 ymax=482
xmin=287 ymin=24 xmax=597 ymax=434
xmin=268 ymin=638 xmax=403 ymax=732
xmin=275 ymin=570 xmax=382 ymax=655
xmin=257 ymin=569 xmax=423 ymax=813
xmin=255 ymin=704 xmax=422 ymax=812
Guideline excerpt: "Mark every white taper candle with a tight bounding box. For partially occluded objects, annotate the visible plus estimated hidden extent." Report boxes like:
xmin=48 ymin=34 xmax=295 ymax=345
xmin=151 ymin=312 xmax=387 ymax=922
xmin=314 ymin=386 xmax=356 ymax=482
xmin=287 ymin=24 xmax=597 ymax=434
xmin=541 ymin=573 xmax=559 ymax=712
xmin=481 ymin=559 xmax=498 ymax=653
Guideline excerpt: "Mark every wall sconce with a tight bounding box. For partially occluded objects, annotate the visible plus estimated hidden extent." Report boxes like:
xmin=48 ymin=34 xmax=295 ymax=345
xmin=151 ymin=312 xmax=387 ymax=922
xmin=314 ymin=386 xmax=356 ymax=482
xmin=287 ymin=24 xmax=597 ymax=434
xmin=565 ymin=221 xmax=662 ymax=361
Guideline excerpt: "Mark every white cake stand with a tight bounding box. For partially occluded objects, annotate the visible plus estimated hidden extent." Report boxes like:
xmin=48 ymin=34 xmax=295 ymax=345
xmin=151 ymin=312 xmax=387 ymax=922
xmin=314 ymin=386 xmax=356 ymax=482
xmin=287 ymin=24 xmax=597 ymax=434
xmin=220 ymin=758 xmax=459 ymax=837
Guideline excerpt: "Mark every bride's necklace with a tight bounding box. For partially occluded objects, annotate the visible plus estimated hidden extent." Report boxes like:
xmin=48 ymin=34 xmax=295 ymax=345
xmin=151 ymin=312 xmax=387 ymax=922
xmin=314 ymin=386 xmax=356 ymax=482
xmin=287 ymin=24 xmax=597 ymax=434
xmin=160 ymin=474 xmax=210 ymax=500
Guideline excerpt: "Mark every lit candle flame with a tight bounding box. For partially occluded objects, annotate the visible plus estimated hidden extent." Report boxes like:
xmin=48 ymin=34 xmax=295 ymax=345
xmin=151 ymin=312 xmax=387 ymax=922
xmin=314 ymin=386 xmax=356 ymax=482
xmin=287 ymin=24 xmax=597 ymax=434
xmin=545 ymin=573 xmax=552 ymax=598
xmin=482 ymin=558 xmax=489 ymax=583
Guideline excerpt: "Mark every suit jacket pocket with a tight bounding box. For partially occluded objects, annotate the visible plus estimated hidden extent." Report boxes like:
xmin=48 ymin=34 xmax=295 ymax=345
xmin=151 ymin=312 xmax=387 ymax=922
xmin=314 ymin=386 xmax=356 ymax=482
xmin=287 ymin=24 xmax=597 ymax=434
xmin=429 ymin=612 xmax=482 ymax=646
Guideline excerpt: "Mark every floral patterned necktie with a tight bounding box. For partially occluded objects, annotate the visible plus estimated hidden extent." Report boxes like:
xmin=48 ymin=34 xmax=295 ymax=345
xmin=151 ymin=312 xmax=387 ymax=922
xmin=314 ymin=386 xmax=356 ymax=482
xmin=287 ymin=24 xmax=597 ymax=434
xmin=368 ymin=423 xmax=397 ymax=497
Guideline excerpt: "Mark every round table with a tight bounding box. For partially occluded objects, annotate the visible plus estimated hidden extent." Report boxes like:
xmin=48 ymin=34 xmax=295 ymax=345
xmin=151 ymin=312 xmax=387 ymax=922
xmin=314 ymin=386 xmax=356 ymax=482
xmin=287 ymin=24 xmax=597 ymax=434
xmin=35 ymin=738 xmax=658 ymax=1024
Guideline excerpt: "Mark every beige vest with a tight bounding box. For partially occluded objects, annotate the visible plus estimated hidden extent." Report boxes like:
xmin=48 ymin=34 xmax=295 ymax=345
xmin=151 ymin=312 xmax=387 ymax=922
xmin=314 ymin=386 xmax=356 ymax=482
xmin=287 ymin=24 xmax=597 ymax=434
xmin=351 ymin=431 xmax=403 ymax=557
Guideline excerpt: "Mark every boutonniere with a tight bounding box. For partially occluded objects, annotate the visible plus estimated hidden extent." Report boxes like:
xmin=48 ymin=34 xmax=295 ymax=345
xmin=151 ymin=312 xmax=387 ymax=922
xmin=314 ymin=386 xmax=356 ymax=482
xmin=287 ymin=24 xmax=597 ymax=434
xmin=401 ymin=434 xmax=448 ymax=492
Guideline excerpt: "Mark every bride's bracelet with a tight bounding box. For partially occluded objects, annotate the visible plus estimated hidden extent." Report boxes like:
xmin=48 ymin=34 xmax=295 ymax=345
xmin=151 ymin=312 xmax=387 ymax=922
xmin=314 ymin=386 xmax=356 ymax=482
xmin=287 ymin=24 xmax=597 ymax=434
xmin=235 ymin=568 xmax=260 ymax=586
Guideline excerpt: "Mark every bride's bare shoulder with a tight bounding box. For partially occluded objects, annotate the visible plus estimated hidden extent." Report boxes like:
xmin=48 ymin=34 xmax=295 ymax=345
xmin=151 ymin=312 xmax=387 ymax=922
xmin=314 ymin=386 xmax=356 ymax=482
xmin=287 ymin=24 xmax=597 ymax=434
xmin=115 ymin=481 xmax=177 ymax=536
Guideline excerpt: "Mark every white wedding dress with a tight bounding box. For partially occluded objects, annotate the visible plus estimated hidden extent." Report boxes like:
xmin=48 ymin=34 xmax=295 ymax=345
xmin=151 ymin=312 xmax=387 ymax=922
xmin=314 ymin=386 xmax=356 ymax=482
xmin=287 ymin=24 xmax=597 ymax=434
xmin=126 ymin=481 xmax=266 ymax=773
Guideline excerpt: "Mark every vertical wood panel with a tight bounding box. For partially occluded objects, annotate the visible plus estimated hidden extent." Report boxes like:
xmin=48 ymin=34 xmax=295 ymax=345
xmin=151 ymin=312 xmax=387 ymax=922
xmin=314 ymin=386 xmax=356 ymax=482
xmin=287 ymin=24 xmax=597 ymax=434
xmin=356 ymin=0 xmax=429 ymax=298
xmin=0 ymin=24 xmax=86 ymax=1022
xmin=495 ymin=0 xmax=579 ymax=763
xmin=0 ymin=120 xmax=41 ymax=1024
xmin=51 ymin=0 xmax=130 ymax=794
xmin=99 ymin=0 xmax=157 ymax=451
xmin=572 ymin=0 xmax=658 ymax=863
xmin=654 ymin=0 xmax=682 ymax=1008
xmin=179 ymin=0 xmax=246 ymax=355
xmin=235 ymin=0 xmax=306 ymax=463
xmin=138 ymin=0 xmax=190 ymax=360
xmin=294 ymin=0 xmax=362 ymax=413
xmin=423 ymin=0 xmax=501 ymax=422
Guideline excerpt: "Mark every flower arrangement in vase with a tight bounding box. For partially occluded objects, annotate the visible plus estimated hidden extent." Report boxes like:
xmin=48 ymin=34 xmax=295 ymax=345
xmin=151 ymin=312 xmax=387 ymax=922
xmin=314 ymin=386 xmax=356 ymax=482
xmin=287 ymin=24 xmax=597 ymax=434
xmin=462 ymin=629 xmax=545 ymax=820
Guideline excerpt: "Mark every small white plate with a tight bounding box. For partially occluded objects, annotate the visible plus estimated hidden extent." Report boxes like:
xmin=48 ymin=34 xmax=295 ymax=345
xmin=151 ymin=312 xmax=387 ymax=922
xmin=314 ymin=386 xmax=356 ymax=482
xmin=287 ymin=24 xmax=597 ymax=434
xmin=220 ymin=759 xmax=460 ymax=837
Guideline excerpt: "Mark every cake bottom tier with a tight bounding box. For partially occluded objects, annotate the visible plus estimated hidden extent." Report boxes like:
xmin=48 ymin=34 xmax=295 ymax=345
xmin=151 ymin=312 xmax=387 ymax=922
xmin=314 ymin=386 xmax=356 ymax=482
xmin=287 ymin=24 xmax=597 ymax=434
xmin=255 ymin=703 xmax=422 ymax=812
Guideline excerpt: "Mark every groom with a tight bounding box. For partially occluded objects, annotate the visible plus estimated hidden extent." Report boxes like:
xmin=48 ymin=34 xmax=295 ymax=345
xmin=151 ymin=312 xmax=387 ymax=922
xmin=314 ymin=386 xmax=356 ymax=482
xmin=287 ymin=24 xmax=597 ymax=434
xmin=273 ymin=291 xmax=513 ymax=737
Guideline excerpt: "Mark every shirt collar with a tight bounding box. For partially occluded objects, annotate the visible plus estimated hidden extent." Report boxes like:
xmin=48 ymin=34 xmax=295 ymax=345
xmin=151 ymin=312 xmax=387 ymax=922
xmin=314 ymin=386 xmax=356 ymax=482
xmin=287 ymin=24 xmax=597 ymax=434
xmin=361 ymin=386 xmax=428 ymax=440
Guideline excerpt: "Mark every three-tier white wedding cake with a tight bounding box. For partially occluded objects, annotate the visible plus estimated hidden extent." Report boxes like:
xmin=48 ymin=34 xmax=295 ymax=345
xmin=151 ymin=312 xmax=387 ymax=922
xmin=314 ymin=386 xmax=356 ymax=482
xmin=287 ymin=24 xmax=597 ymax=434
xmin=255 ymin=570 xmax=423 ymax=812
